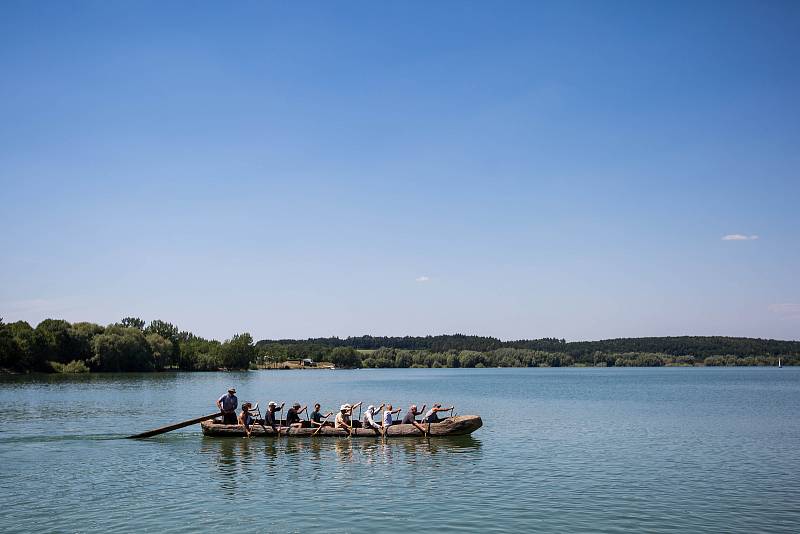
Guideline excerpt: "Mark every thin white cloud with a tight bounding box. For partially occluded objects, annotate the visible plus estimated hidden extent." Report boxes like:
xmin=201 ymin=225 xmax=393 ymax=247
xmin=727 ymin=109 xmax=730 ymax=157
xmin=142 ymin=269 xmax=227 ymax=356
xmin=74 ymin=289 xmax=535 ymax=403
xmin=722 ymin=234 xmax=759 ymax=241
xmin=768 ymin=303 xmax=800 ymax=319
xmin=415 ymin=276 xmax=430 ymax=282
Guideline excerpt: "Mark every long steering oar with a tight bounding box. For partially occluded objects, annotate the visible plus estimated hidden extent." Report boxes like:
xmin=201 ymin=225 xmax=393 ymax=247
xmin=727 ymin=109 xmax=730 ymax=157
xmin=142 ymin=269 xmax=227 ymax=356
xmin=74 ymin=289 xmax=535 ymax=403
xmin=126 ymin=412 xmax=222 ymax=439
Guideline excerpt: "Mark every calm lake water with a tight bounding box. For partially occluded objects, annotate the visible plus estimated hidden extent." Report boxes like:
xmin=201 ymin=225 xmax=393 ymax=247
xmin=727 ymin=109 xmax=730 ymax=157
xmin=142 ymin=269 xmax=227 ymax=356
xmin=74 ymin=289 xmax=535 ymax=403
xmin=1 ymin=368 xmax=799 ymax=533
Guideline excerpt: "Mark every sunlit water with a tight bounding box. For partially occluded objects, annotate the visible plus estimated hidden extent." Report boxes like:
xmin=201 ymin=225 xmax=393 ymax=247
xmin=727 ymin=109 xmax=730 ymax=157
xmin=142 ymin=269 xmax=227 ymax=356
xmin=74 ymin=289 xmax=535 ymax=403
xmin=1 ymin=368 xmax=799 ymax=533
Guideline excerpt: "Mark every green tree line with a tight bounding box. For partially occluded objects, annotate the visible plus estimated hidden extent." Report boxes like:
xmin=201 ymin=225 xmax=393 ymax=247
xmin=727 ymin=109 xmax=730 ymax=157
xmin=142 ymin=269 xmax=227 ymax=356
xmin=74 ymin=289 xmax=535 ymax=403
xmin=0 ymin=317 xmax=254 ymax=373
xmin=1 ymin=317 xmax=797 ymax=373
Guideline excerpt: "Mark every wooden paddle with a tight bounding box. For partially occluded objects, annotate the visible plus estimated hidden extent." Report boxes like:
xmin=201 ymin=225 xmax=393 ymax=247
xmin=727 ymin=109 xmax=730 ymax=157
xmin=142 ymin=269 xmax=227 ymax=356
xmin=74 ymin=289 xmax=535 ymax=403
xmin=126 ymin=412 xmax=222 ymax=439
xmin=348 ymin=401 xmax=362 ymax=437
xmin=410 ymin=420 xmax=428 ymax=437
xmin=311 ymin=414 xmax=332 ymax=437
xmin=253 ymin=402 xmax=271 ymax=434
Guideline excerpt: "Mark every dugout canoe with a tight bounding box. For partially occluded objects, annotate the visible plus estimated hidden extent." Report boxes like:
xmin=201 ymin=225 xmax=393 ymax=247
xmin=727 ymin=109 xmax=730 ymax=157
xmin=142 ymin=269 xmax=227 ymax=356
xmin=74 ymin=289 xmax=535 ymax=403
xmin=201 ymin=415 xmax=482 ymax=437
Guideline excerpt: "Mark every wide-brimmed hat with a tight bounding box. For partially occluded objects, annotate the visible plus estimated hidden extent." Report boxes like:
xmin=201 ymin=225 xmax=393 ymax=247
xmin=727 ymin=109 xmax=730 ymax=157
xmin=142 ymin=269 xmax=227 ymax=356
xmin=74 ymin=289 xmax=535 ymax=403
xmin=293 ymin=402 xmax=301 ymax=408
xmin=340 ymin=404 xmax=350 ymax=411
xmin=268 ymin=401 xmax=277 ymax=408
xmin=228 ymin=388 xmax=236 ymax=393
xmin=367 ymin=405 xmax=375 ymax=412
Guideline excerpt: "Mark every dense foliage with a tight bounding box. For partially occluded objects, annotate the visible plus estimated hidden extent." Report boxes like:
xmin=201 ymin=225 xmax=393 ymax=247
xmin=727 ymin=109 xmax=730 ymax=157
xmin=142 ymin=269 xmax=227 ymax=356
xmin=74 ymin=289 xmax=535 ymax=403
xmin=0 ymin=317 xmax=256 ymax=373
xmin=1 ymin=317 xmax=797 ymax=373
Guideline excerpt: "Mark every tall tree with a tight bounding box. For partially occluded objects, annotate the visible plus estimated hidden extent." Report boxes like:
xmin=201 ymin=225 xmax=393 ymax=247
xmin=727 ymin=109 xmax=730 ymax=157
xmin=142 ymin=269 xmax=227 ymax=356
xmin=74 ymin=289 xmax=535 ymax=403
xmin=330 ymin=347 xmax=361 ymax=368
xmin=220 ymin=333 xmax=255 ymax=369
xmin=91 ymin=326 xmax=153 ymax=372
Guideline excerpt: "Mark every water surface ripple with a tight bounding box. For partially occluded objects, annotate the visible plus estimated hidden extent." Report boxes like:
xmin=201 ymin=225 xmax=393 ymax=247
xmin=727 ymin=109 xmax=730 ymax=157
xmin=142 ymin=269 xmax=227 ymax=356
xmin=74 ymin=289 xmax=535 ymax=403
xmin=1 ymin=368 xmax=798 ymax=532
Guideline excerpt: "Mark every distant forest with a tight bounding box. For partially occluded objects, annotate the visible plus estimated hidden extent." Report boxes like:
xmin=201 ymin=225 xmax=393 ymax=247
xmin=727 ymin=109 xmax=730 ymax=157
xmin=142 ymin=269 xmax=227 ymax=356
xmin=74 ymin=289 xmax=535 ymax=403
xmin=1 ymin=317 xmax=798 ymax=373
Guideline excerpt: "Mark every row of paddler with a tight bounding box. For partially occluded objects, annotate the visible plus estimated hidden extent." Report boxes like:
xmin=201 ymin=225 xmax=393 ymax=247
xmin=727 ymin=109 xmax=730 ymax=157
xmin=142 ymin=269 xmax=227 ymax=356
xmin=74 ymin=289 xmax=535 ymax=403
xmin=216 ymin=387 xmax=454 ymax=437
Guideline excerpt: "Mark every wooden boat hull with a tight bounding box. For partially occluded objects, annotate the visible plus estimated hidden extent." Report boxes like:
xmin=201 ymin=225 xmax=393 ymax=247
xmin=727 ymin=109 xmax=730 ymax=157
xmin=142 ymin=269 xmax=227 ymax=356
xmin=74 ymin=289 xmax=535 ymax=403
xmin=201 ymin=415 xmax=482 ymax=437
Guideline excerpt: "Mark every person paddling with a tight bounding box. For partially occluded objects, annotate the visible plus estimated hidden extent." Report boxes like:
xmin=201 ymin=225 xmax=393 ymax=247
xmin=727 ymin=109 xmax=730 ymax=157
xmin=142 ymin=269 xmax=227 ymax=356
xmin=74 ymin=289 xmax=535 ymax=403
xmin=216 ymin=388 xmax=238 ymax=425
xmin=362 ymin=404 xmax=385 ymax=434
xmin=335 ymin=404 xmax=352 ymax=432
xmin=238 ymin=402 xmax=253 ymax=437
xmin=382 ymin=404 xmax=401 ymax=429
xmin=264 ymin=401 xmax=284 ymax=432
xmin=310 ymin=403 xmax=332 ymax=427
xmin=402 ymin=404 xmax=429 ymax=435
xmin=286 ymin=402 xmax=307 ymax=428
xmin=423 ymin=403 xmax=454 ymax=423
xmin=402 ymin=404 xmax=426 ymax=424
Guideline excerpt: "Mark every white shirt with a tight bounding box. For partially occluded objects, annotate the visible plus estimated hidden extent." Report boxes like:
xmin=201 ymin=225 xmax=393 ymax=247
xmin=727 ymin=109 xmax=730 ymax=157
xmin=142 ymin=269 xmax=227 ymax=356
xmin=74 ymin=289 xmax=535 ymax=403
xmin=363 ymin=409 xmax=379 ymax=429
xmin=383 ymin=411 xmax=393 ymax=427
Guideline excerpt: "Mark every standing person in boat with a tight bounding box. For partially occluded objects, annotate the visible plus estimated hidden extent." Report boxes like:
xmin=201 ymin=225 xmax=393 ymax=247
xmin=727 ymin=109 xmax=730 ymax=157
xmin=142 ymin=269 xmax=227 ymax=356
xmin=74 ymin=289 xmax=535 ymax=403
xmin=382 ymin=404 xmax=401 ymax=429
xmin=238 ymin=402 xmax=253 ymax=437
xmin=310 ymin=403 xmax=332 ymax=427
xmin=286 ymin=402 xmax=307 ymax=428
xmin=362 ymin=404 xmax=385 ymax=433
xmin=264 ymin=401 xmax=284 ymax=431
xmin=423 ymin=403 xmax=454 ymax=423
xmin=216 ymin=387 xmax=238 ymax=425
xmin=402 ymin=404 xmax=426 ymax=424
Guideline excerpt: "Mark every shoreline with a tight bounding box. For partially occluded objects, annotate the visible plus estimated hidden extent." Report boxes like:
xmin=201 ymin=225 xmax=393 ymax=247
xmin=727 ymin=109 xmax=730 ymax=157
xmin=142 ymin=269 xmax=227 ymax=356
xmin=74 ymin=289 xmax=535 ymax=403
xmin=2 ymin=363 xmax=795 ymax=376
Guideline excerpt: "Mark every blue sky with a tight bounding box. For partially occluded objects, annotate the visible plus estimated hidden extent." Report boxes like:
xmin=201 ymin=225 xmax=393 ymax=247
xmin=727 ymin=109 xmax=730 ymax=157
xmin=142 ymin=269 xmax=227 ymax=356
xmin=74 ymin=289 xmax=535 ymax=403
xmin=1 ymin=1 xmax=798 ymax=341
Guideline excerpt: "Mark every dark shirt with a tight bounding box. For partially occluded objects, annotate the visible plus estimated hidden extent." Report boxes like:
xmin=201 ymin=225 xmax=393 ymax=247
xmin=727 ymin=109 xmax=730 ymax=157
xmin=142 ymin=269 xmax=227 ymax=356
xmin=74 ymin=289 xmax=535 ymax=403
xmin=265 ymin=410 xmax=278 ymax=426
xmin=310 ymin=410 xmax=324 ymax=423
xmin=286 ymin=408 xmax=301 ymax=425
xmin=424 ymin=412 xmax=439 ymax=424
xmin=402 ymin=411 xmax=418 ymax=425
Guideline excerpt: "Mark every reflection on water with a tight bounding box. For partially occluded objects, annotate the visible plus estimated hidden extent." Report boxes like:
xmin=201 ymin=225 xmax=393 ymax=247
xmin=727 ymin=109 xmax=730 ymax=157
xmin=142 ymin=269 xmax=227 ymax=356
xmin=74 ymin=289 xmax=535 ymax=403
xmin=202 ymin=435 xmax=481 ymax=463
xmin=200 ymin=435 xmax=483 ymax=492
